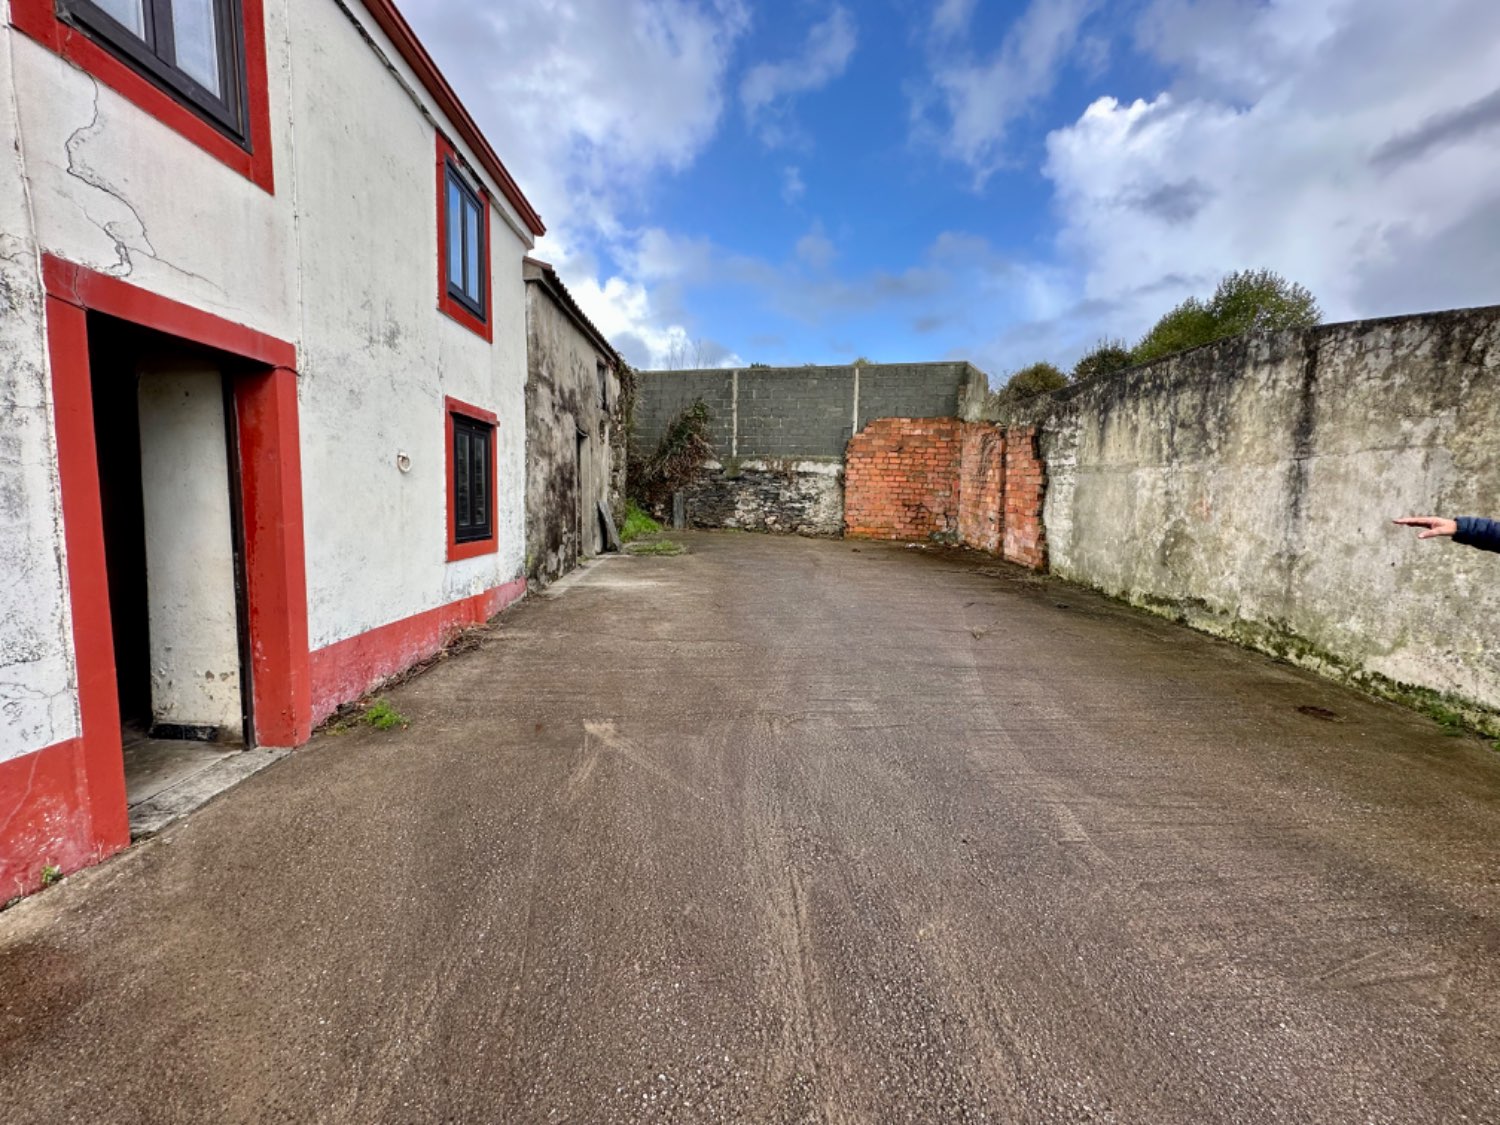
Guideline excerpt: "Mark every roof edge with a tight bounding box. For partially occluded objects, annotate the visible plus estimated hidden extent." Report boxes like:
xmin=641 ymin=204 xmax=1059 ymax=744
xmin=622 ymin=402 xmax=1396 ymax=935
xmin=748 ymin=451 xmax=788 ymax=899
xmin=524 ymin=258 xmax=624 ymax=370
xmin=358 ymin=0 xmax=545 ymax=238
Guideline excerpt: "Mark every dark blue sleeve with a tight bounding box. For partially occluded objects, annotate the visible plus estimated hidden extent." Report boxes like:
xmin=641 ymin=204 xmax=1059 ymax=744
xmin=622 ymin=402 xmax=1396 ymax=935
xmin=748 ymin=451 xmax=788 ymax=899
xmin=1453 ymin=517 xmax=1500 ymax=553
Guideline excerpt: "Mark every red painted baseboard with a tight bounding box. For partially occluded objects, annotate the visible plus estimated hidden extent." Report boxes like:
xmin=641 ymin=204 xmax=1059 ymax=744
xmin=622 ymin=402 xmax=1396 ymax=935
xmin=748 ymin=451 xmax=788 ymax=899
xmin=0 ymin=738 xmax=126 ymax=901
xmin=308 ymin=578 xmax=527 ymax=726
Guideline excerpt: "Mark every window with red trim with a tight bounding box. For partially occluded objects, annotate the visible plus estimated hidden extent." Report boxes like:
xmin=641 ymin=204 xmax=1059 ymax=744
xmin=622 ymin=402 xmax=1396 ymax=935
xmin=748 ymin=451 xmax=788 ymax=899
xmin=445 ymin=398 xmax=498 ymax=561
xmin=436 ymin=134 xmax=493 ymax=341
xmin=10 ymin=0 xmax=273 ymax=191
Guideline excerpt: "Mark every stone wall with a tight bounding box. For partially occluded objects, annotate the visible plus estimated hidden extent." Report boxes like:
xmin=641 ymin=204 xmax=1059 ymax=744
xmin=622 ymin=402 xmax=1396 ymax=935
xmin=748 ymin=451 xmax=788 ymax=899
xmin=1004 ymin=306 xmax=1500 ymax=719
xmin=684 ymin=461 xmax=843 ymax=537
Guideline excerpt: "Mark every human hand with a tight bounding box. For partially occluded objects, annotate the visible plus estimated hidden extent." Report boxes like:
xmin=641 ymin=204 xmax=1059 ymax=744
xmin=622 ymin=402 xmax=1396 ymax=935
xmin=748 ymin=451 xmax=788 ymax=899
xmin=1393 ymin=516 xmax=1458 ymax=540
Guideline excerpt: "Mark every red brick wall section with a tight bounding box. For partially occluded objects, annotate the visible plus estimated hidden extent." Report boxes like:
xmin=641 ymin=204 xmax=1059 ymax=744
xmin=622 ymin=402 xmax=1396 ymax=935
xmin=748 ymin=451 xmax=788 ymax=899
xmin=1002 ymin=425 xmax=1047 ymax=569
xmin=844 ymin=418 xmax=962 ymax=541
xmin=958 ymin=423 xmax=1005 ymax=555
xmin=845 ymin=418 xmax=1047 ymax=570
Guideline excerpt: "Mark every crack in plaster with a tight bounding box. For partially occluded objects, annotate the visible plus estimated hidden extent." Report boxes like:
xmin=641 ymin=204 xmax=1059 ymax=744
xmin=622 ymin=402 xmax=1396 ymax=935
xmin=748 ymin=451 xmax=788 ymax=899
xmin=63 ymin=81 xmax=225 ymax=294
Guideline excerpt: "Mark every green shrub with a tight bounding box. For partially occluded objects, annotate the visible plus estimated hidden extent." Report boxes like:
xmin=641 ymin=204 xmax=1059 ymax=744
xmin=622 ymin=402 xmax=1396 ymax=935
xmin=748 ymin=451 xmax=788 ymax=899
xmin=1133 ymin=270 xmax=1321 ymax=364
xmin=997 ymin=361 xmax=1069 ymax=403
xmin=1072 ymin=339 xmax=1134 ymax=381
xmin=629 ymin=399 xmax=715 ymax=511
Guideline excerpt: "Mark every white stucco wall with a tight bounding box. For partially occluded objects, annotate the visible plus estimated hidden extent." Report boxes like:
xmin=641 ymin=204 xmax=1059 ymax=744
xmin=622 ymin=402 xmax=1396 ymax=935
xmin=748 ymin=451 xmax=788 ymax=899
xmin=289 ymin=0 xmax=530 ymax=650
xmin=0 ymin=0 xmax=535 ymax=764
xmin=0 ymin=18 xmax=78 ymax=763
xmin=137 ymin=367 xmax=243 ymax=737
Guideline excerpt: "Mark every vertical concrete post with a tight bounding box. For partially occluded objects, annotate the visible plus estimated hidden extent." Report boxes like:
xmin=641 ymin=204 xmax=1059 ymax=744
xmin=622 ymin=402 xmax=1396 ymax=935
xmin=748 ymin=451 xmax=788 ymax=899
xmin=852 ymin=363 xmax=861 ymax=437
xmin=731 ymin=368 xmax=739 ymax=459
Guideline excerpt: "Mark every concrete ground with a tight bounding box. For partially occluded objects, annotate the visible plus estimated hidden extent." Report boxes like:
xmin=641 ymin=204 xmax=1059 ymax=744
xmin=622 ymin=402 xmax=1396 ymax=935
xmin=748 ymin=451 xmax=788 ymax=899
xmin=3 ymin=532 xmax=1499 ymax=1124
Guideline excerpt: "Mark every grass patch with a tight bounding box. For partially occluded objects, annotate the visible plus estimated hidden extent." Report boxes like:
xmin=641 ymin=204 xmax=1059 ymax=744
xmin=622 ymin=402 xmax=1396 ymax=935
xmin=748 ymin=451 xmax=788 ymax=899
xmin=627 ymin=539 xmax=685 ymax=557
xmin=363 ymin=698 xmax=408 ymax=731
xmin=40 ymin=864 xmax=62 ymax=888
xmin=621 ymin=501 xmax=661 ymax=543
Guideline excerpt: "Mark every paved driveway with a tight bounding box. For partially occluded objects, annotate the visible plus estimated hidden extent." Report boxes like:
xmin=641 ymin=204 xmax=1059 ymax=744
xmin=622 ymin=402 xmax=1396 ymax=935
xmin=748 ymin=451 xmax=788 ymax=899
xmin=3 ymin=533 xmax=1499 ymax=1123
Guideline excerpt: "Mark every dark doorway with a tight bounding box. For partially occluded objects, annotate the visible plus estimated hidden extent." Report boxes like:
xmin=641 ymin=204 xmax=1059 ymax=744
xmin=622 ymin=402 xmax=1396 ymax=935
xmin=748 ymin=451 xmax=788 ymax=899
xmin=89 ymin=316 xmax=153 ymax=730
xmin=576 ymin=429 xmax=588 ymax=562
xmin=87 ymin=314 xmax=254 ymax=824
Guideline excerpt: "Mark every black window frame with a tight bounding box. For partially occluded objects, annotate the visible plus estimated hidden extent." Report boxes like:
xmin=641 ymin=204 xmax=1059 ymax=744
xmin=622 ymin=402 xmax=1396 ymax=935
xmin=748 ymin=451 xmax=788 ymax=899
xmin=58 ymin=0 xmax=250 ymax=146
xmin=451 ymin=412 xmax=493 ymax=544
xmin=443 ymin=160 xmax=487 ymax=321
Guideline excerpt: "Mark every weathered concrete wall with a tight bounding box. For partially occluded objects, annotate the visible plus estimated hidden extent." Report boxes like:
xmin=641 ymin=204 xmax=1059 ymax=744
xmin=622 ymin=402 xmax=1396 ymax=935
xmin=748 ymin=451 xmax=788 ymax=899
xmin=0 ymin=21 xmax=77 ymax=763
xmin=137 ymin=366 xmax=242 ymax=739
xmin=634 ymin=363 xmax=985 ymax=459
xmin=684 ymin=460 xmax=843 ymax=537
xmin=1021 ymin=308 xmax=1500 ymax=716
xmin=524 ymin=280 xmax=619 ymax=585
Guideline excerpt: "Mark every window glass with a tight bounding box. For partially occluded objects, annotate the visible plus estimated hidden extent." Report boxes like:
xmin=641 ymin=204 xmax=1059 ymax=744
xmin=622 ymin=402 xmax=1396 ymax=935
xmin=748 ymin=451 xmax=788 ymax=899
xmin=94 ymin=0 xmax=146 ymax=35
xmin=471 ymin=430 xmax=488 ymax=527
xmin=455 ymin=429 xmax=470 ymax=527
xmin=66 ymin=0 xmax=246 ymax=141
xmin=464 ymin=199 xmax=482 ymax=301
xmin=171 ymin=0 xmax=222 ymax=93
xmin=452 ymin=415 xmax=493 ymax=543
xmin=447 ymin=179 xmax=464 ymax=290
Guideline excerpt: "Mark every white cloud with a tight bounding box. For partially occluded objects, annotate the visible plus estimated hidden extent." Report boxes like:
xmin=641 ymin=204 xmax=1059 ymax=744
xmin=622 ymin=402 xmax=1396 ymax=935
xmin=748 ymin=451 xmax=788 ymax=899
xmin=931 ymin=0 xmax=977 ymax=41
xmin=739 ymin=5 xmax=858 ymax=146
xmin=395 ymin=0 xmax=750 ymax=361
xmin=567 ymin=273 xmax=741 ymax=369
xmin=1040 ymin=0 xmax=1500 ymax=349
xmin=916 ymin=0 xmax=1102 ymax=179
xmin=795 ymin=224 xmax=836 ymax=270
xmin=782 ymin=165 xmax=806 ymax=204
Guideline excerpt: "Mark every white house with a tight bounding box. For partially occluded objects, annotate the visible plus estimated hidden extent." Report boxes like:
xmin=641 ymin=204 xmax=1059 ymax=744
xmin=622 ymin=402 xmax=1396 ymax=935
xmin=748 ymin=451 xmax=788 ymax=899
xmin=0 ymin=0 xmax=545 ymax=896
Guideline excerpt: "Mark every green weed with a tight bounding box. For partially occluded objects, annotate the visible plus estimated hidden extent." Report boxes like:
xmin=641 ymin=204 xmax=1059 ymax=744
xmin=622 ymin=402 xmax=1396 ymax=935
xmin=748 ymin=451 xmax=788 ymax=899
xmin=627 ymin=539 xmax=685 ymax=557
xmin=40 ymin=864 xmax=62 ymax=888
xmin=621 ymin=501 xmax=662 ymax=544
xmin=364 ymin=698 xmax=408 ymax=731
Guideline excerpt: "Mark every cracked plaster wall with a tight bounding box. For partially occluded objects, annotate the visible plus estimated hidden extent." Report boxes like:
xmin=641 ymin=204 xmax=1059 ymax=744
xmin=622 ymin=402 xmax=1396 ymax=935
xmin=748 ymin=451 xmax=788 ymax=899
xmin=0 ymin=19 xmax=78 ymax=763
xmin=1 ymin=0 xmax=536 ymax=764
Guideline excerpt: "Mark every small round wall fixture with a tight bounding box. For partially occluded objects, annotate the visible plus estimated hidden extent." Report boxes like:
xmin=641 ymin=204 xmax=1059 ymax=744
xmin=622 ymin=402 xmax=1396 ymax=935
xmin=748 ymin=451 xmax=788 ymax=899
xmin=396 ymin=452 xmax=413 ymax=474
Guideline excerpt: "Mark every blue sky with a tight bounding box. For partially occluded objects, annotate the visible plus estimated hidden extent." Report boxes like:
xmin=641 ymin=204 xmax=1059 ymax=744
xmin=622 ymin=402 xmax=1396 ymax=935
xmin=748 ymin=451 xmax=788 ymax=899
xmin=400 ymin=0 xmax=1500 ymax=382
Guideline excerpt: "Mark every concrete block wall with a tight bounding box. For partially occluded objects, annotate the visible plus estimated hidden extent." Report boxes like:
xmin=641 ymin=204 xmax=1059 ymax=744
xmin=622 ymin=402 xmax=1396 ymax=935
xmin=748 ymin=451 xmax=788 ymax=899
xmin=631 ymin=369 xmax=736 ymax=457
xmin=634 ymin=362 xmax=981 ymax=459
xmin=737 ymin=368 xmax=857 ymax=458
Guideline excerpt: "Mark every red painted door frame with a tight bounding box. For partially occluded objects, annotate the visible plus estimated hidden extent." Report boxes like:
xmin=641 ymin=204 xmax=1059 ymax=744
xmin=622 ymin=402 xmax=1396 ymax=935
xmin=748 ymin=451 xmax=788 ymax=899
xmin=40 ymin=256 xmax=312 ymax=858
